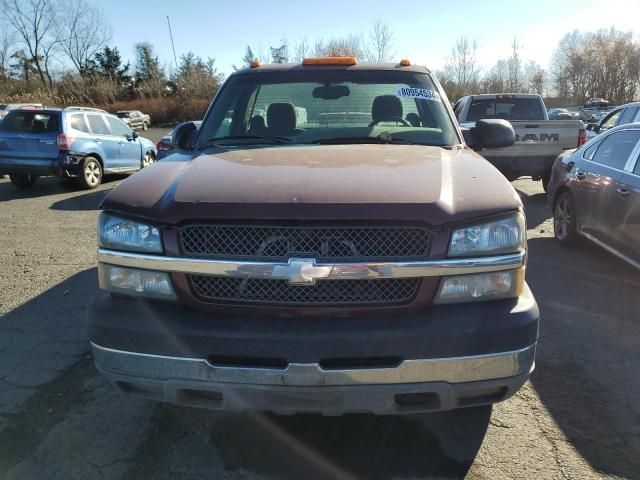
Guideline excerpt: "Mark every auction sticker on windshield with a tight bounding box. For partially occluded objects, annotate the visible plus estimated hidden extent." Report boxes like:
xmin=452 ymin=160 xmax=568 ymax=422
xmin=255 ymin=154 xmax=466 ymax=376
xmin=396 ymin=87 xmax=441 ymax=101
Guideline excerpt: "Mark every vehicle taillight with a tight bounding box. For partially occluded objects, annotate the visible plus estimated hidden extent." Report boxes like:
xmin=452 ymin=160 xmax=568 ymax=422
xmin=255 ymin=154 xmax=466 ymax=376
xmin=577 ymin=128 xmax=587 ymax=148
xmin=156 ymin=141 xmax=173 ymax=151
xmin=57 ymin=134 xmax=74 ymax=151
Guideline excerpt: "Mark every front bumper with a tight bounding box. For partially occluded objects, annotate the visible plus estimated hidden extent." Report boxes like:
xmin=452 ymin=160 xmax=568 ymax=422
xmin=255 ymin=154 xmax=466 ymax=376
xmin=92 ymin=342 xmax=535 ymax=415
xmin=88 ymin=283 xmax=539 ymax=414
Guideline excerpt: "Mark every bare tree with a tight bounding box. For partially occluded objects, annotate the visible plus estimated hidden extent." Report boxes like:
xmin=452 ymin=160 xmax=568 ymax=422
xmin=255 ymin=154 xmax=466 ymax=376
xmin=507 ymin=37 xmax=523 ymax=92
xmin=551 ymin=28 xmax=640 ymax=104
xmin=0 ymin=20 xmax=16 ymax=78
xmin=0 ymin=0 xmax=60 ymax=90
xmin=292 ymin=37 xmax=310 ymax=62
xmin=313 ymin=35 xmax=363 ymax=58
xmin=57 ymin=0 xmax=112 ymax=76
xmin=444 ymin=36 xmax=478 ymax=95
xmin=365 ymin=20 xmax=394 ymax=62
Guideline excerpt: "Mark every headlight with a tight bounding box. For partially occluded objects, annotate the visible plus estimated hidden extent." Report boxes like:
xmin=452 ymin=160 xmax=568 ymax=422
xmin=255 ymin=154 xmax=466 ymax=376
xmin=434 ymin=269 xmax=524 ymax=304
xmin=98 ymin=212 xmax=163 ymax=253
xmin=449 ymin=213 xmax=525 ymax=257
xmin=99 ymin=264 xmax=176 ymax=300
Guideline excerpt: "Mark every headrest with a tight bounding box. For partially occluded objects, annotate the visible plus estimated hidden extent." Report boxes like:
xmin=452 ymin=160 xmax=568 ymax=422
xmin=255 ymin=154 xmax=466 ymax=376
xmin=267 ymin=103 xmax=296 ymax=135
xmin=372 ymin=95 xmax=403 ymax=123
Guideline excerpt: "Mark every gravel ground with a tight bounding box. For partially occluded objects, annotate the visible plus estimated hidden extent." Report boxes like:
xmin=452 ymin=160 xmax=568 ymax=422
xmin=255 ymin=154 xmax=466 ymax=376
xmin=0 ymin=129 xmax=638 ymax=479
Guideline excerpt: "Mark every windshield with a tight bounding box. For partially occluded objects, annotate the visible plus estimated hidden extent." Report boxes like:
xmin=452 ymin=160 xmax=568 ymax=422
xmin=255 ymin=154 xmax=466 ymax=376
xmin=196 ymin=69 xmax=459 ymax=148
xmin=116 ymin=112 xmax=130 ymax=118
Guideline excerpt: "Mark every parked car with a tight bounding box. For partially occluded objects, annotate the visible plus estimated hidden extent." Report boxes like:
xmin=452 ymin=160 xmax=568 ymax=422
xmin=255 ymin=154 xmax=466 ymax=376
xmin=547 ymin=123 xmax=640 ymax=269
xmin=548 ymin=108 xmax=574 ymax=120
xmin=88 ymin=58 xmax=539 ymax=416
xmin=584 ymin=98 xmax=610 ymax=109
xmin=156 ymin=121 xmax=202 ymax=159
xmin=0 ymin=106 xmax=157 ymax=189
xmin=454 ymin=93 xmax=586 ymax=191
xmin=0 ymin=103 xmax=44 ymax=121
xmin=116 ymin=110 xmax=151 ymax=130
xmin=586 ymin=110 xmax=611 ymax=124
xmin=586 ymin=102 xmax=640 ymax=139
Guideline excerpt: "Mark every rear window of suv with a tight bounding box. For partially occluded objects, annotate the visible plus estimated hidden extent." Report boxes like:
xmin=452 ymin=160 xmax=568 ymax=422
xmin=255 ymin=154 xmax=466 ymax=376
xmin=466 ymin=97 xmax=545 ymax=121
xmin=1 ymin=111 xmax=60 ymax=133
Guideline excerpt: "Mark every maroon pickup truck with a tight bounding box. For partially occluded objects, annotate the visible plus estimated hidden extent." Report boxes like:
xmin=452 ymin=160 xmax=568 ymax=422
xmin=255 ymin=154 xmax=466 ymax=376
xmin=88 ymin=59 xmax=539 ymax=415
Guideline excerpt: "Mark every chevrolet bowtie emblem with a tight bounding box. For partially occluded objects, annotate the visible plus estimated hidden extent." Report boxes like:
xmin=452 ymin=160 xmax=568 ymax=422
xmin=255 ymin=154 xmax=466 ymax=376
xmin=271 ymin=258 xmax=333 ymax=285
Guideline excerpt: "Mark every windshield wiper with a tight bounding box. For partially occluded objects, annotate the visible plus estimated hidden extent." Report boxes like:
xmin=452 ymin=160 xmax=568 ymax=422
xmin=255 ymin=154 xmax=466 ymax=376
xmin=206 ymin=135 xmax=293 ymax=145
xmin=310 ymin=133 xmax=448 ymax=147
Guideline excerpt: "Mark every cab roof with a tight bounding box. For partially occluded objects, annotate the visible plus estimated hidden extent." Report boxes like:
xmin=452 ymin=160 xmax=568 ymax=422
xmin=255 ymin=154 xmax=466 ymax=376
xmin=233 ymin=61 xmax=431 ymax=76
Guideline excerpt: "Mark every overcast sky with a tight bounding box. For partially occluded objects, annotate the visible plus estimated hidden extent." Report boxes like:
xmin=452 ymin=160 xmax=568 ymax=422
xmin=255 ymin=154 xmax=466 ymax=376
xmin=99 ymin=0 xmax=640 ymax=75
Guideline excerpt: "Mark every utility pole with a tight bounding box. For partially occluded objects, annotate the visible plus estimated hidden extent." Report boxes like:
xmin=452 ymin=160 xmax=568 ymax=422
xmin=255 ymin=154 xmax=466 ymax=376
xmin=167 ymin=16 xmax=178 ymax=71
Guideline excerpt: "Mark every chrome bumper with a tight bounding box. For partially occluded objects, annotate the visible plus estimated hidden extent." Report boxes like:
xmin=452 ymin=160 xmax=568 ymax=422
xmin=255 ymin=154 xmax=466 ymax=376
xmin=92 ymin=342 xmax=536 ymax=387
xmin=92 ymin=343 xmax=535 ymax=414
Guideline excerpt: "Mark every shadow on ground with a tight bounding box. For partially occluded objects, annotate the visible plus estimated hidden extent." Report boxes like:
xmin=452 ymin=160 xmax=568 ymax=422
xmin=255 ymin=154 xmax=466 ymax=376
xmin=526 ymin=236 xmax=640 ymax=479
xmin=0 ymin=176 xmax=120 ymax=205
xmin=0 ymin=269 xmax=99 ymax=476
xmin=50 ymin=188 xmax=113 ymax=211
xmin=125 ymin=405 xmax=491 ymax=480
xmin=516 ymin=188 xmax=549 ymax=230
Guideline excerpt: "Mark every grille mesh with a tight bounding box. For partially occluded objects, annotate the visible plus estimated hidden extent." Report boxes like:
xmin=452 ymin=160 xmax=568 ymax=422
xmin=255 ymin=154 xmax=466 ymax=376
xmin=180 ymin=225 xmax=430 ymax=261
xmin=190 ymin=276 xmax=420 ymax=306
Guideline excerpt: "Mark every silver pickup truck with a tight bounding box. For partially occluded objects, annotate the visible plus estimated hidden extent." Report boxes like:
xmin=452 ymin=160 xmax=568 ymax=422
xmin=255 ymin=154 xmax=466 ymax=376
xmin=454 ymin=94 xmax=586 ymax=191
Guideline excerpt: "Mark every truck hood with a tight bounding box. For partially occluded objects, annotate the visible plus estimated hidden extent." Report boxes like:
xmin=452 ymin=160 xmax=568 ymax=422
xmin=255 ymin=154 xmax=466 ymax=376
xmin=101 ymin=144 xmax=522 ymax=226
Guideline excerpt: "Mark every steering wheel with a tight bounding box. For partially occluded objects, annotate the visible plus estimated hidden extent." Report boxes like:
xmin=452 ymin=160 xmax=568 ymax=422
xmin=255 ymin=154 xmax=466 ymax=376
xmin=369 ymin=117 xmax=411 ymax=127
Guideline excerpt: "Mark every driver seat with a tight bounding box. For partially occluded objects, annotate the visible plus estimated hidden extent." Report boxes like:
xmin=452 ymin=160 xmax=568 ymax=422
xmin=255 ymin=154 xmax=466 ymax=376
xmin=369 ymin=95 xmax=403 ymax=126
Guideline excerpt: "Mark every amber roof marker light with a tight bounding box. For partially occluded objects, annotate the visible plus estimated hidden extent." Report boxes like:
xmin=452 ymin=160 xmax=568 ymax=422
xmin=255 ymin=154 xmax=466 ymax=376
xmin=249 ymin=60 xmax=261 ymax=68
xmin=303 ymin=57 xmax=357 ymax=66
xmin=399 ymin=59 xmax=411 ymax=67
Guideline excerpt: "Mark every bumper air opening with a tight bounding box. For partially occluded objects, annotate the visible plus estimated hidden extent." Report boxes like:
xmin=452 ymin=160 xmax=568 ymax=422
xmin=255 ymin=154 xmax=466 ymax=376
xmin=457 ymin=386 xmax=508 ymax=407
xmin=115 ymin=380 xmax=164 ymax=400
xmin=320 ymin=356 xmax=403 ymax=370
xmin=207 ymin=355 xmax=288 ymax=370
xmin=394 ymin=392 xmax=441 ymax=411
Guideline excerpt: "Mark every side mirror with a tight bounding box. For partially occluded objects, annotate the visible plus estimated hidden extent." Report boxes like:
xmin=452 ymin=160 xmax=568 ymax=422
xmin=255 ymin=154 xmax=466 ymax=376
xmin=469 ymin=119 xmax=515 ymax=149
xmin=172 ymin=121 xmax=198 ymax=150
xmin=585 ymin=124 xmax=593 ymax=131
xmin=131 ymin=130 xmax=139 ymax=139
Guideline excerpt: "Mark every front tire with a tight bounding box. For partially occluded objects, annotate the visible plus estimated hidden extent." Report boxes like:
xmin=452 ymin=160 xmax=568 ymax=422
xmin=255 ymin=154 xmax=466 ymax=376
xmin=78 ymin=156 xmax=103 ymax=189
xmin=553 ymin=191 xmax=579 ymax=246
xmin=9 ymin=173 xmax=38 ymax=189
xmin=141 ymin=152 xmax=155 ymax=168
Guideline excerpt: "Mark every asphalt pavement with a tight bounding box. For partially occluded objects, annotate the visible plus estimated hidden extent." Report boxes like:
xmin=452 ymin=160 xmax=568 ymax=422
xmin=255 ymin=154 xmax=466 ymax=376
xmin=0 ymin=129 xmax=638 ymax=479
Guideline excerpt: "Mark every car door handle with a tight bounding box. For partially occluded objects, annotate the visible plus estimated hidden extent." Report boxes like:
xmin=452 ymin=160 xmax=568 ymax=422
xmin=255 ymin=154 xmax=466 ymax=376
xmin=94 ymin=138 xmax=101 ymax=144
xmin=576 ymin=171 xmax=586 ymax=180
xmin=617 ymin=188 xmax=630 ymax=198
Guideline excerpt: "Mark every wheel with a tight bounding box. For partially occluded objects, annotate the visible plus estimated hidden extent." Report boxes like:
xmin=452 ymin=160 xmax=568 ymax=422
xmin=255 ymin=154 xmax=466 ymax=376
xmin=143 ymin=122 xmax=148 ymax=131
xmin=9 ymin=173 xmax=38 ymax=189
xmin=553 ymin=191 xmax=579 ymax=246
xmin=141 ymin=152 xmax=155 ymax=168
xmin=78 ymin=156 xmax=103 ymax=189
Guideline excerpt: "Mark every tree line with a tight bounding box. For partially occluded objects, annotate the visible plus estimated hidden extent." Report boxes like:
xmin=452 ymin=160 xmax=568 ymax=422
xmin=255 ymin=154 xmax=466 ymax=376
xmin=438 ymin=29 xmax=640 ymax=105
xmin=0 ymin=0 xmax=224 ymax=107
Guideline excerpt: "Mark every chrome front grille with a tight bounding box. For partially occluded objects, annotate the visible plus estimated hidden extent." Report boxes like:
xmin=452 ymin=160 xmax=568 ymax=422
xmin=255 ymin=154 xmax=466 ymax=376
xmin=190 ymin=276 xmax=421 ymax=306
xmin=180 ymin=224 xmax=431 ymax=262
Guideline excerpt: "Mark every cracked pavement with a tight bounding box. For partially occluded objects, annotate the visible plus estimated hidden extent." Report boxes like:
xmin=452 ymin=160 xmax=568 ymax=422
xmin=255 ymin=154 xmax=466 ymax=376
xmin=0 ymin=131 xmax=639 ymax=479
